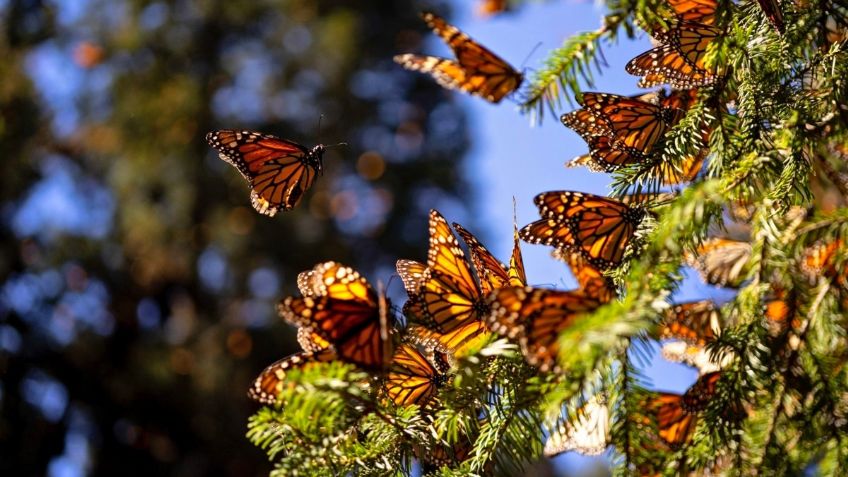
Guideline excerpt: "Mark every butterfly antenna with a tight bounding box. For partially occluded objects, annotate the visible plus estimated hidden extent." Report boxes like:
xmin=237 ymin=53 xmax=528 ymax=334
xmin=324 ymin=142 xmax=348 ymax=150
xmin=316 ymin=114 xmax=324 ymax=142
xmin=519 ymin=41 xmax=543 ymax=71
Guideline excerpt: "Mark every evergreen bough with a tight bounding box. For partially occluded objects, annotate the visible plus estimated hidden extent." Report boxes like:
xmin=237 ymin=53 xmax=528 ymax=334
xmin=247 ymin=1 xmax=848 ymax=475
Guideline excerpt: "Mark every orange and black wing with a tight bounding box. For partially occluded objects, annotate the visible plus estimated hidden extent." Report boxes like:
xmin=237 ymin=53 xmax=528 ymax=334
xmin=548 ymin=192 xmax=646 ymax=270
xmin=625 ymin=23 xmax=720 ymax=89
xmin=384 ymin=342 xmax=449 ymax=407
xmin=488 ymin=286 xmax=600 ymax=371
xmin=652 ymin=393 xmax=699 ymax=446
xmin=394 ymin=12 xmax=522 ymax=103
xmin=681 ymin=371 xmax=720 ymax=412
xmin=667 ymin=0 xmax=717 ymax=25
xmin=553 ymin=249 xmax=617 ymax=303
xmin=660 ymin=300 xmax=720 ymax=345
xmin=452 ymin=222 xmax=511 ymax=294
xmin=418 ymin=210 xmax=486 ymax=333
xmin=248 ymin=348 xmax=337 ymax=404
xmin=206 ymin=130 xmax=322 ymax=215
xmin=578 ymin=92 xmax=682 ymax=155
xmin=279 ymin=262 xmax=392 ymax=370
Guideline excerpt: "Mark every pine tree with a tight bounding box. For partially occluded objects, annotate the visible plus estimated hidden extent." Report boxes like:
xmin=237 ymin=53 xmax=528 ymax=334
xmin=247 ymin=1 xmax=848 ymax=475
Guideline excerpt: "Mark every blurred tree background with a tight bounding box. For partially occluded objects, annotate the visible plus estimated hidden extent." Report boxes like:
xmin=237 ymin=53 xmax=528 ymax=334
xmin=0 ymin=1 xmax=471 ymax=475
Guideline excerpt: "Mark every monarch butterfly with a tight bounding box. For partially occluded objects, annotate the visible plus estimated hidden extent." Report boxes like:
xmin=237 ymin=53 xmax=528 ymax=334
xmin=684 ymin=238 xmax=752 ymax=287
xmin=396 ymin=211 xmax=490 ymax=355
xmin=394 ymin=12 xmax=523 ymax=103
xmin=565 ymin=92 xmax=683 ymax=156
xmin=544 ymin=395 xmax=610 ymax=457
xmin=667 ymin=0 xmax=716 ymax=25
xmin=661 ymin=340 xmax=725 ymax=374
xmin=651 ymin=371 xmax=721 ymax=446
xmin=520 ymin=191 xmax=647 ymax=270
xmin=248 ymin=348 xmax=337 ymax=404
xmin=800 ymin=239 xmax=843 ymax=282
xmin=660 ymin=300 xmax=720 ymax=345
xmin=452 ymin=222 xmax=527 ymax=293
xmin=552 ymin=249 xmax=617 ymax=303
xmin=278 ymin=261 xmax=394 ymax=371
xmin=206 ymin=130 xmax=325 ymax=216
xmin=384 ymin=341 xmax=451 ymax=407
xmin=487 ymin=286 xmax=601 ymax=372
xmin=626 ymin=22 xmax=720 ymax=89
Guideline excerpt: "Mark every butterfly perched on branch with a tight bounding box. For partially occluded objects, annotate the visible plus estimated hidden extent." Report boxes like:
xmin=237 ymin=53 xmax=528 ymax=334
xmin=561 ymin=92 xmax=685 ymax=172
xmin=248 ymin=316 xmax=338 ymax=404
xmin=398 ymin=210 xmax=526 ymax=355
xmin=520 ymin=191 xmax=648 ymax=270
xmin=626 ymin=21 xmax=721 ymax=89
xmin=383 ymin=341 xmax=451 ymax=407
xmin=658 ymin=300 xmax=729 ymax=373
xmin=486 ymin=286 xmax=601 ymax=372
xmin=394 ymin=12 xmax=522 ymax=103
xmin=278 ymin=261 xmax=394 ymax=371
xmin=684 ymin=238 xmax=752 ymax=287
xmin=648 ymin=372 xmax=722 ymax=446
xmin=206 ymin=129 xmax=326 ymax=216
xmin=544 ymin=395 xmax=610 ymax=457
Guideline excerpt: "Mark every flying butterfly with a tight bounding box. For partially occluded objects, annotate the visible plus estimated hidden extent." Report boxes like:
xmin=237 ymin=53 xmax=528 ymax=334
xmin=552 ymin=249 xmax=617 ymax=303
xmin=487 ymin=286 xmax=601 ymax=372
xmin=394 ymin=12 xmax=523 ymax=103
xmin=626 ymin=22 xmax=720 ymax=89
xmin=684 ymin=238 xmax=752 ymax=287
xmin=278 ymin=261 xmax=394 ymax=371
xmin=544 ymin=395 xmax=610 ymax=457
xmin=520 ymin=191 xmax=647 ymax=270
xmin=383 ymin=341 xmax=451 ymax=407
xmin=206 ymin=129 xmax=325 ymax=216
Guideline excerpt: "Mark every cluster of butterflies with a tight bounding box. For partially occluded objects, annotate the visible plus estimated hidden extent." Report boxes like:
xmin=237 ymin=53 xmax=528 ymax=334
xmin=200 ymin=0 xmax=836 ymax=467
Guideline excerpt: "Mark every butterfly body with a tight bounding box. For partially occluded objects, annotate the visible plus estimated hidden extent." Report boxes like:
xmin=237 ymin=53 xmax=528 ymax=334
xmin=206 ymin=129 xmax=325 ymax=215
xmin=394 ymin=12 xmax=522 ymax=103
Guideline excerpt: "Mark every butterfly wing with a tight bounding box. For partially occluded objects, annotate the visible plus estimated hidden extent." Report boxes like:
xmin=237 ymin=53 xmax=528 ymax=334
xmin=452 ymin=222 xmax=511 ymax=294
xmin=384 ymin=342 xmax=447 ymax=407
xmin=578 ymin=93 xmax=680 ymax=155
xmin=396 ymin=12 xmax=522 ymax=103
xmin=279 ymin=262 xmax=392 ymax=370
xmin=248 ymin=348 xmax=337 ymax=404
xmin=667 ymin=0 xmax=717 ymax=24
xmin=684 ymin=238 xmax=752 ymax=287
xmin=488 ymin=286 xmax=600 ymax=371
xmin=660 ymin=300 xmax=720 ymax=345
xmin=206 ymin=130 xmax=321 ymax=215
xmin=553 ymin=250 xmax=617 ymax=303
xmin=544 ymin=396 xmax=610 ymax=457
xmin=653 ymin=393 xmax=698 ymax=446
xmin=508 ymin=227 xmax=527 ymax=287
xmin=626 ymin=24 xmax=719 ymax=89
